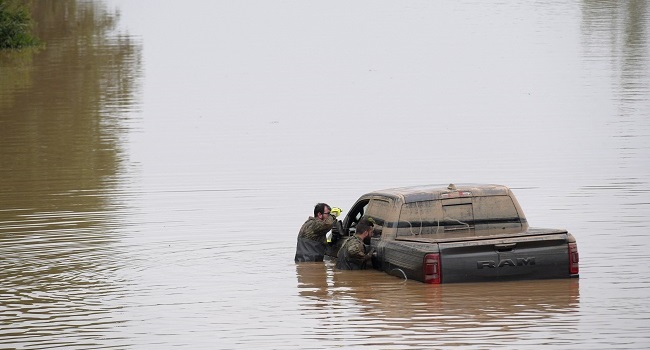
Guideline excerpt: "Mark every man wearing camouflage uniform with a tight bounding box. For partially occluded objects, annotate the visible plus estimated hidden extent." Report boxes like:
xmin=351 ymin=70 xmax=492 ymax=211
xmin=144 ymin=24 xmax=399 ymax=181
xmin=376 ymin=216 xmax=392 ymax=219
xmin=295 ymin=203 xmax=342 ymax=262
xmin=336 ymin=217 xmax=376 ymax=270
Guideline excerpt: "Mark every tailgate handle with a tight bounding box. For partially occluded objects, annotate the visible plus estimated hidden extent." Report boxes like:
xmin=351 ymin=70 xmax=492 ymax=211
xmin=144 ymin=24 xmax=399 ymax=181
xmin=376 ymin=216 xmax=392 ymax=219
xmin=495 ymin=243 xmax=517 ymax=251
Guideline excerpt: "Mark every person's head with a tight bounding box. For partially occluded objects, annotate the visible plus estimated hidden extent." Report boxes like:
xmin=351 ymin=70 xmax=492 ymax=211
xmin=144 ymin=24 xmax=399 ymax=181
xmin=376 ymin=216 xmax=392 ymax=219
xmin=314 ymin=203 xmax=331 ymax=220
xmin=356 ymin=216 xmax=375 ymax=238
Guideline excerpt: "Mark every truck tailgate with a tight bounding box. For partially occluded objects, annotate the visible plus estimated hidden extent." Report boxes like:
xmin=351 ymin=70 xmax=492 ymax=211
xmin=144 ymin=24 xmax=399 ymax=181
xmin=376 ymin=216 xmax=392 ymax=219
xmin=438 ymin=233 xmax=570 ymax=283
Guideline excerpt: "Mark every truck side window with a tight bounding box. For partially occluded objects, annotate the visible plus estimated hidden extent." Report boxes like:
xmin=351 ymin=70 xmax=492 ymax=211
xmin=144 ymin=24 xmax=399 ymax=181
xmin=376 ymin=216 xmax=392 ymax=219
xmin=365 ymin=199 xmax=390 ymax=237
xmin=346 ymin=199 xmax=369 ymax=234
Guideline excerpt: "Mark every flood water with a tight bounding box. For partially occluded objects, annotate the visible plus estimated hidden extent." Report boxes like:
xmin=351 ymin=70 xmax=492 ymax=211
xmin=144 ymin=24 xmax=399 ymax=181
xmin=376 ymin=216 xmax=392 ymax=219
xmin=1 ymin=0 xmax=649 ymax=349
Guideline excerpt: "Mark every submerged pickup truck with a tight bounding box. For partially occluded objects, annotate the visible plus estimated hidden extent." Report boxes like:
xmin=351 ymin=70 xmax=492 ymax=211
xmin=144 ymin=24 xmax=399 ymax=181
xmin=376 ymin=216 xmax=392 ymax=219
xmin=330 ymin=184 xmax=579 ymax=284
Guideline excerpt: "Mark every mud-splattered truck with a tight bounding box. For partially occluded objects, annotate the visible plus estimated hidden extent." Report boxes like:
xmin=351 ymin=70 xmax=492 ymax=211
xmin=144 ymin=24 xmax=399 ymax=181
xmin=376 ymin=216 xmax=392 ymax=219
xmin=330 ymin=184 xmax=579 ymax=283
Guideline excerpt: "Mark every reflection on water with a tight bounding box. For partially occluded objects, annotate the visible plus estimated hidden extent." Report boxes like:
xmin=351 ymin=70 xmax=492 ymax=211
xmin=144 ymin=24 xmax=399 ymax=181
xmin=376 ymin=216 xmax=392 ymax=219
xmin=581 ymin=0 xmax=649 ymax=101
xmin=295 ymin=262 xmax=579 ymax=348
xmin=580 ymin=0 xmax=650 ymax=175
xmin=0 ymin=0 xmax=141 ymax=348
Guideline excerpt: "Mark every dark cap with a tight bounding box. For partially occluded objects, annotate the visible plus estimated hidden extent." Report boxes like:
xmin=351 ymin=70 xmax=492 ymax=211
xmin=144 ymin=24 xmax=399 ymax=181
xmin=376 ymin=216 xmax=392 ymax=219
xmin=356 ymin=216 xmax=375 ymax=235
xmin=358 ymin=216 xmax=375 ymax=227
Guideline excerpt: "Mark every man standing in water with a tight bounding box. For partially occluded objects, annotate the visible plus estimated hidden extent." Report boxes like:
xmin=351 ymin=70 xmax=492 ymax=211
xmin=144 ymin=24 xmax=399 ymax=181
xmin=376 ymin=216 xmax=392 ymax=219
xmin=336 ymin=217 xmax=376 ymax=270
xmin=295 ymin=203 xmax=342 ymax=262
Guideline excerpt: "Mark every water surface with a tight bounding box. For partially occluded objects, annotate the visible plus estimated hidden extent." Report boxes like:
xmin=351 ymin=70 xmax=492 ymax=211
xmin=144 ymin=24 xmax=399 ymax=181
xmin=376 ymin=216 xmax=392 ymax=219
xmin=1 ymin=0 xmax=649 ymax=348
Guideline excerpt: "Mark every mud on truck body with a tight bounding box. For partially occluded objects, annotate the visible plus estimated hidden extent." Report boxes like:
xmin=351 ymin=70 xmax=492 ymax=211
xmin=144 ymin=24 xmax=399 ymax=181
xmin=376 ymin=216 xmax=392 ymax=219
xmin=329 ymin=184 xmax=579 ymax=284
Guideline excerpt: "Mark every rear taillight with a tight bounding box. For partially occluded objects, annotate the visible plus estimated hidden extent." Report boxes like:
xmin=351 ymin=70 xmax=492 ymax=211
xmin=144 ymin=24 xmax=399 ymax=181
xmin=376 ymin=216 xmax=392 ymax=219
xmin=424 ymin=253 xmax=441 ymax=284
xmin=569 ymin=243 xmax=579 ymax=275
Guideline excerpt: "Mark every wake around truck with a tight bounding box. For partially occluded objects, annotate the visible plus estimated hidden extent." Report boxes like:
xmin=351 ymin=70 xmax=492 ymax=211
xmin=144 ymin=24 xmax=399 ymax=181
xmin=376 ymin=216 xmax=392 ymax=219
xmin=329 ymin=184 xmax=579 ymax=284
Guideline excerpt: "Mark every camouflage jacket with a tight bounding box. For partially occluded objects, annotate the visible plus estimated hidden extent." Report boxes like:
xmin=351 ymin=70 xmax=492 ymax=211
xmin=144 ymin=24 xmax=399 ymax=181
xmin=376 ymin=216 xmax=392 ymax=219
xmin=336 ymin=235 xmax=371 ymax=270
xmin=295 ymin=215 xmax=336 ymax=262
xmin=297 ymin=215 xmax=335 ymax=244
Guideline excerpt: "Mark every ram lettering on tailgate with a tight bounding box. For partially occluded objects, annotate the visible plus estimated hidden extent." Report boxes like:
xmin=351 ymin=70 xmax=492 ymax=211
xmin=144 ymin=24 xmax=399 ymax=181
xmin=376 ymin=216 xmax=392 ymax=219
xmin=477 ymin=257 xmax=536 ymax=269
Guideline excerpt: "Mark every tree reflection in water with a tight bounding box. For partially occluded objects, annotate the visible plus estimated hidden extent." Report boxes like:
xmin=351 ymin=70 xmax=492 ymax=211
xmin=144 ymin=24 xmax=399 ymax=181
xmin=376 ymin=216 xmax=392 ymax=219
xmin=0 ymin=1 xmax=142 ymax=348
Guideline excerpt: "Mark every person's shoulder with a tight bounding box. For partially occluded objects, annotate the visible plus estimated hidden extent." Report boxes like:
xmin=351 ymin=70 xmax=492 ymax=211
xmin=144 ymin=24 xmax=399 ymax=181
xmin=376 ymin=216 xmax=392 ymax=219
xmin=299 ymin=216 xmax=316 ymax=230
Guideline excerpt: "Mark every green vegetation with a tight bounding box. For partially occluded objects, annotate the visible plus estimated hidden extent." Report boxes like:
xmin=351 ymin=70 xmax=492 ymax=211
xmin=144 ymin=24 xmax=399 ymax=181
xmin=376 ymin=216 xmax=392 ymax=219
xmin=0 ymin=0 xmax=39 ymax=49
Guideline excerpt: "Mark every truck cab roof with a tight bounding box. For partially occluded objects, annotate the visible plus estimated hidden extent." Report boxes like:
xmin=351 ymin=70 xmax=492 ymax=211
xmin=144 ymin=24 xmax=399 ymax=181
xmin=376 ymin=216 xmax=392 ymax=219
xmin=367 ymin=183 xmax=512 ymax=204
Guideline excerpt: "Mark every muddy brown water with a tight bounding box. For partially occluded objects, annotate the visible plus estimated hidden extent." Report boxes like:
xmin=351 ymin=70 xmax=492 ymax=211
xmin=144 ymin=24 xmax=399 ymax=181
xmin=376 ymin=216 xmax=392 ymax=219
xmin=1 ymin=0 xmax=649 ymax=348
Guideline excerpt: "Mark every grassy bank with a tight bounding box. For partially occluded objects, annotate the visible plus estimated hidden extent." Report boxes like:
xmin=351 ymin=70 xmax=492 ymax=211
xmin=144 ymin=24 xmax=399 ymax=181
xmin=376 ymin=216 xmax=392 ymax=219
xmin=0 ymin=0 xmax=39 ymax=49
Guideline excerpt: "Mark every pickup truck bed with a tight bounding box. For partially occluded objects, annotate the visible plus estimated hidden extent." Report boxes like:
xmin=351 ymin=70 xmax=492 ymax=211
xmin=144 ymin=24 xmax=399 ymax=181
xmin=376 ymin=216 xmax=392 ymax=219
xmin=380 ymin=229 xmax=573 ymax=283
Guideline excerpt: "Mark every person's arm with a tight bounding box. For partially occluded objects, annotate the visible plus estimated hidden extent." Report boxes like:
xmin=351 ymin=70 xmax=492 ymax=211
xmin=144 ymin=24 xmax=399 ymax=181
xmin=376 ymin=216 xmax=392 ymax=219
xmin=313 ymin=215 xmax=335 ymax=234
xmin=323 ymin=214 xmax=336 ymax=227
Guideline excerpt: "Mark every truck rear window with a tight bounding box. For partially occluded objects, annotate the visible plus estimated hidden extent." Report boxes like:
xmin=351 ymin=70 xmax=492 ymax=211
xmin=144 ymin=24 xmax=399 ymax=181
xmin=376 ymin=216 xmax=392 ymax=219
xmin=396 ymin=200 xmax=446 ymax=236
xmin=396 ymin=196 xmax=523 ymax=237
xmin=472 ymin=196 xmax=523 ymax=233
